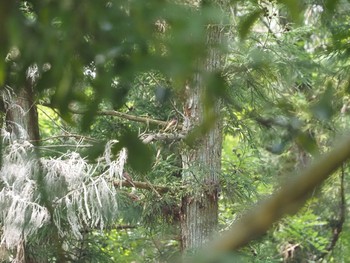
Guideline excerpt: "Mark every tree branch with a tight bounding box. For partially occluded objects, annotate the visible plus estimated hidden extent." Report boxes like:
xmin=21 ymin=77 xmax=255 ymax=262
xmin=88 ymin=109 xmax=171 ymax=127
xmin=43 ymin=103 xmax=184 ymax=130
xmin=113 ymin=179 xmax=172 ymax=194
xmin=37 ymin=144 xmax=93 ymax=148
xmin=32 ymin=134 xmax=98 ymax=142
xmin=115 ymin=225 xmax=138 ymax=230
xmin=80 ymin=225 xmax=138 ymax=234
xmin=208 ymin=134 xmax=350 ymax=254
xmin=140 ymin=132 xmax=186 ymax=143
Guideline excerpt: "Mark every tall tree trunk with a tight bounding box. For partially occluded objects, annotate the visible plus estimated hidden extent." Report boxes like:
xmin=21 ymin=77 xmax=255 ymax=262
xmin=180 ymin=23 xmax=223 ymax=251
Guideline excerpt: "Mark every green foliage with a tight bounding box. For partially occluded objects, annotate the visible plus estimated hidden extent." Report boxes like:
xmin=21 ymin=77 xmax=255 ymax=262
xmin=90 ymin=228 xmax=160 ymax=263
xmin=2 ymin=0 xmax=350 ymax=262
xmin=1 ymin=0 xmax=223 ymax=125
xmin=275 ymin=207 xmax=329 ymax=254
xmin=37 ymin=105 xmax=62 ymax=139
xmin=218 ymin=1 xmax=350 ymax=261
xmin=238 ymin=9 xmax=263 ymax=40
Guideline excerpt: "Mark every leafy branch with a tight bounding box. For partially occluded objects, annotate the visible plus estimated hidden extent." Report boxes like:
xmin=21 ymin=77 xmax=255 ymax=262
xmin=317 ymin=163 xmax=346 ymax=260
xmin=208 ymin=134 xmax=350 ymax=254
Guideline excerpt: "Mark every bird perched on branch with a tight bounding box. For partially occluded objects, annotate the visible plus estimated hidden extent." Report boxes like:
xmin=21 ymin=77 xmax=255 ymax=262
xmin=122 ymin=171 xmax=135 ymax=186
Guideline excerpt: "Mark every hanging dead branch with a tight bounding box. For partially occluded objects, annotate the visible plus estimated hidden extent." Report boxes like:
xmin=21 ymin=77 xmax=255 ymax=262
xmin=0 ymin=141 xmax=124 ymax=249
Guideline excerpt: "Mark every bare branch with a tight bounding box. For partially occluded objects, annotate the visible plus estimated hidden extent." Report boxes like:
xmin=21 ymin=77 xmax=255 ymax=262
xmin=140 ymin=132 xmax=186 ymax=144
xmin=37 ymin=144 xmax=93 ymax=148
xmin=113 ymin=179 xmax=174 ymax=194
xmin=43 ymin=103 xmax=184 ymax=130
xmin=32 ymin=134 xmax=98 ymax=143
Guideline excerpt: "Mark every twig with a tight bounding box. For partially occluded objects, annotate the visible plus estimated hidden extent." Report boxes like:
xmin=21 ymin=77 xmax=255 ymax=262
xmin=37 ymin=106 xmax=70 ymax=134
xmin=115 ymin=225 xmax=138 ymax=230
xmin=36 ymin=144 xmax=93 ymax=148
xmin=146 ymin=179 xmax=161 ymax=198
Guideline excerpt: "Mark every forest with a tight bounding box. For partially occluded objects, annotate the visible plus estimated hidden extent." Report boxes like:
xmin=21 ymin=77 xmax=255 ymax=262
xmin=1 ymin=0 xmax=350 ymax=262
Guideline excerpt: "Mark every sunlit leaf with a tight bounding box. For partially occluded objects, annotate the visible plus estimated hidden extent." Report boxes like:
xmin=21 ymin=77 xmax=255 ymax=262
xmin=0 ymin=60 xmax=4 ymax=85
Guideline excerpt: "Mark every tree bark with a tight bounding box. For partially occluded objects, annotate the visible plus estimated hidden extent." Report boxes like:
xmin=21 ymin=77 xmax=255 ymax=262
xmin=180 ymin=24 xmax=223 ymax=251
xmin=2 ymin=76 xmax=40 ymax=144
xmin=1 ymin=71 xmax=40 ymax=263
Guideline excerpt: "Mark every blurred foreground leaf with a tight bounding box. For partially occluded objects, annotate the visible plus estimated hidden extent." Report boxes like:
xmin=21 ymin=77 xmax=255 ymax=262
xmin=113 ymin=130 xmax=153 ymax=173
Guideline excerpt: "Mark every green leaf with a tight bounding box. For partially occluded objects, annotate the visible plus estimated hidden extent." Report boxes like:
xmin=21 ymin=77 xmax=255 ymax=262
xmin=84 ymin=141 xmax=106 ymax=161
xmin=238 ymin=9 xmax=262 ymax=40
xmin=0 ymin=59 xmax=4 ymax=85
xmin=111 ymin=82 xmax=130 ymax=110
xmin=324 ymin=0 xmax=340 ymax=13
xmin=278 ymin=0 xmax=304 ymax=23
xmin=81 ymin=103 xmax=98 ymax=131
xmin=310 ymin=85 xmax=335 ymax=121
xmin=296 ymin=132 xmax=319 ymax=156
xmin=113 ymin=130 xmax=154 ymax=174
xmin=205 ymin=72 xmax=228 ymax=101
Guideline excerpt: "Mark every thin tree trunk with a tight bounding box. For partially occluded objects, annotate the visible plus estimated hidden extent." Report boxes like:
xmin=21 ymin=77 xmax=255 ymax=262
xmin=180 ymin=23 xmax=223 ymax=251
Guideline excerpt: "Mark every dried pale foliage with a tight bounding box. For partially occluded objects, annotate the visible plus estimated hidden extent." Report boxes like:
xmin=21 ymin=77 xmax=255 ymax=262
xmin=0 ymin=140 xmax=126 ymax=249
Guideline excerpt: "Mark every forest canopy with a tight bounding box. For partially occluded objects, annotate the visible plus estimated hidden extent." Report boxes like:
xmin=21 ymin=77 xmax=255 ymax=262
xmin=1 ymin=0 xmax=350 ymax=262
